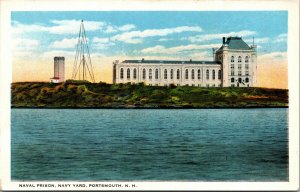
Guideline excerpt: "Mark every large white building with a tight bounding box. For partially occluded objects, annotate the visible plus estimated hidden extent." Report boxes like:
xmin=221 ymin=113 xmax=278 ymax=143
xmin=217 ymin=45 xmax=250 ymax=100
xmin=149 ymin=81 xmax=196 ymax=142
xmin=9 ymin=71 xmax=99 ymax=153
xmin=113 ymin=37 xmax=257 ymax=87
xmin=50 ymin=57 xmax=65 ymax=83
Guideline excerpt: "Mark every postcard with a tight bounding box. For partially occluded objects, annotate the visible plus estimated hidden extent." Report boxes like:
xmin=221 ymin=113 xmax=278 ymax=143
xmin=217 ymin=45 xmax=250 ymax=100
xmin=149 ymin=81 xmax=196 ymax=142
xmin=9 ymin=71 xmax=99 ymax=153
xmin=0 ymin=0 xmax=299 ymax=191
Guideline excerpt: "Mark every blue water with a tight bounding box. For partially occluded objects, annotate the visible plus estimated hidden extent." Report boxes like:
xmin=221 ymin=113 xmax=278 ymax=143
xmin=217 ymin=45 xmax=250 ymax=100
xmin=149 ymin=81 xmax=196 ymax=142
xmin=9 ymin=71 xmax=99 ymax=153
xmin=11 ymin=108 xmax=288 ymax=181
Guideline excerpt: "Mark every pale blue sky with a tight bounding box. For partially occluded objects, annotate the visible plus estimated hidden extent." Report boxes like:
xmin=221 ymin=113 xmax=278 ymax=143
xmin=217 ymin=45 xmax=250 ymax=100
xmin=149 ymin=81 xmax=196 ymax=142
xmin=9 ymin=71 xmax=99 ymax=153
xmin=12 ymin=11 xmax=287 ymax=60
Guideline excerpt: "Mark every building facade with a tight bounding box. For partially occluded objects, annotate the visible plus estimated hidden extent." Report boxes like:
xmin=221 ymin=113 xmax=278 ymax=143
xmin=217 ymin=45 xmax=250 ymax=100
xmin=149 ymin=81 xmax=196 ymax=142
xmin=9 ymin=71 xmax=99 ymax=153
xmin=50 ymin=57 xmax=65 ymax=83
xmin=113 ymin=37 xmax=257 ymax=87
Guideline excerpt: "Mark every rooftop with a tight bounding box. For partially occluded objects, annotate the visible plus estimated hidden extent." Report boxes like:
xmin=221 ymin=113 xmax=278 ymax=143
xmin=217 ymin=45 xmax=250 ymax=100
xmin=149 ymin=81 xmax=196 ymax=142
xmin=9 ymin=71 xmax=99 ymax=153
xmin=121 ymin=60 xmax=221 ymax=65
xmin=218 ymin=36 xmax=251 ymax=51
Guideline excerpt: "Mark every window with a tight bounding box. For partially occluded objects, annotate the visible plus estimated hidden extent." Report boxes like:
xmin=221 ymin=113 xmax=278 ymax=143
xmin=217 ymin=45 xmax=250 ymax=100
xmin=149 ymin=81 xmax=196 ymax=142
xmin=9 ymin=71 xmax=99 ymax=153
xmin=231 ymin=78 xmax=235 ymax=83
xmin=238 ymin=78 xmax=242 ymax=83
xmin=164 ymin=69 xmax=167 ymax=79
xmin=238 ymin=71 xmax=242 ymax=76
xmin=133 ymin=68 xmax=137 ymax=79
xmin=245 ymin=78 xmax=249 ymax=83
xmin=206 ymin=69 xmax=209 ymax=80
xmin=142 ymin=68 xmax=146 ymax=79
xmin=177 ymin=69 xmax=180 ymax=79
xmin=191 ymin=69 xmax=195 ymax=79
xmin=170 ymin=69 xmax=174 ymax=79
xmin=212 ymin=70 xmax=215 ymax=80
xmin=238 ymin=64 xmax=242 ymax=70
xmin=185 ymin=69 xmax=189 ymax=79
xmin=197 ymin=69 xmax=201 ymax=79
xmin=245 ymin=71 xmax=249 ymax=76
xmin=149 ymin=69 xmax=152 ymax=79
xmin=120 ymin=68 xmax=124 ymax=79
xmin=245 ymin=64 xmax=249 ymax=70
xmin=238 ymin=56 xmax=242 ymax=63
xmin=218 ymin=70 xmax=221 ymax=80
xmin=245 ymin=56 xmax=249 ymax=63
xmin=231 ymin=56 xmax=235 ymax=62
xmin=231 ymin=64 xmax=235 ymax=76
xmin=127 ymin=68 xmax=130 ymax=79
xmin=155 ymin=69 xmax=159 ymax=79
xmin=231 ymin=84 xmax=235 ymax=87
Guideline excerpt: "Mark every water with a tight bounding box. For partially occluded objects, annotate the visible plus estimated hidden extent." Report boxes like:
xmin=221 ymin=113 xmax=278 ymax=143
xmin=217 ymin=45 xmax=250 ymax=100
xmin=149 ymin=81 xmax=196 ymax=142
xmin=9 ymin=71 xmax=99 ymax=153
xmin=11 ymin=108 xmax=288 ymax=181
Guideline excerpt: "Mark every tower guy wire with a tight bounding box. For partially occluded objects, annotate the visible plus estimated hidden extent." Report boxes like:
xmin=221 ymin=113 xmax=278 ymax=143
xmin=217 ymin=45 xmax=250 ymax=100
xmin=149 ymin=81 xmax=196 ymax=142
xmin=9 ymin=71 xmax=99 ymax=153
xmin=72 ymin=20 xmax=95 ymax=83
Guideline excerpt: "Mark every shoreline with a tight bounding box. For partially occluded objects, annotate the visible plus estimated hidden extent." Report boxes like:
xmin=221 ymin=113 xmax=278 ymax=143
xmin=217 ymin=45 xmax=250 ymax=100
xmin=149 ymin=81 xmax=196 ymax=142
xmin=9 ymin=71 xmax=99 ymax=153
xmin=11 ymin=106 xmax=288 ymax=109
xmin=12 ymin=82 xmax=288 ymax=109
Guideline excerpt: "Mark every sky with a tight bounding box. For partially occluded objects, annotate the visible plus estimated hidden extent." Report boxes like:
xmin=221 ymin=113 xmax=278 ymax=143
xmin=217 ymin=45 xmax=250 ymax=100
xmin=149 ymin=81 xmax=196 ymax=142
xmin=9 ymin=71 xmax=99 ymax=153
xmin=12 ymin=11 xmax=288 ymax=88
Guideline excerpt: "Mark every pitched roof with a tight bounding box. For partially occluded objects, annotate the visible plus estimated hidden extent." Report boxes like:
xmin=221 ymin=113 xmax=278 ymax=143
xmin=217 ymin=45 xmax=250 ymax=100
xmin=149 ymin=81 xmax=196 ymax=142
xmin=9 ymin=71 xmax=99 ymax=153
xmin=218 ymin=37 xmax=251 ymax=51
xmin=121 ymin=60 xmax=221 ymax=65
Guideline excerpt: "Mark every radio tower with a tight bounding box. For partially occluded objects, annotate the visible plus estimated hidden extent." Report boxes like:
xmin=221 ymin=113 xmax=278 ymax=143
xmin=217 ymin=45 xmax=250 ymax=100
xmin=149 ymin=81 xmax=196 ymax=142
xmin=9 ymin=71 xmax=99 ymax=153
xmin=72 ymin=20 xmax=95 ymax=83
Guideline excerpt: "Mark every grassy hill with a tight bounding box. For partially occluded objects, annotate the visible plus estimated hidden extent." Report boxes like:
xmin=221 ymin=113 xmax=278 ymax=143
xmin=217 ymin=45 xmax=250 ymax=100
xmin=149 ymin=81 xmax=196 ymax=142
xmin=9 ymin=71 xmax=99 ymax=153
xmin=11 ymin=82 xmax=288 ymax=108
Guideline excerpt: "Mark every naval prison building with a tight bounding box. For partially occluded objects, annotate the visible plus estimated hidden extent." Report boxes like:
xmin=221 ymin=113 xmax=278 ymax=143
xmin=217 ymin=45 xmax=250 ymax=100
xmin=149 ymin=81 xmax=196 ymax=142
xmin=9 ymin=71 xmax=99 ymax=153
xmin=113 ymin=37 xmax=257 ymax=87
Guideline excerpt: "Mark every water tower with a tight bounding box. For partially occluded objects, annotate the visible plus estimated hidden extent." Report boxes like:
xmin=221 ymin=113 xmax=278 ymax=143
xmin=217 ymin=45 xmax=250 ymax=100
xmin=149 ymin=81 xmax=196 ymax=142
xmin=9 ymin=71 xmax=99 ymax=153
xmin=50 ymin=57 xmax=65 ymax=83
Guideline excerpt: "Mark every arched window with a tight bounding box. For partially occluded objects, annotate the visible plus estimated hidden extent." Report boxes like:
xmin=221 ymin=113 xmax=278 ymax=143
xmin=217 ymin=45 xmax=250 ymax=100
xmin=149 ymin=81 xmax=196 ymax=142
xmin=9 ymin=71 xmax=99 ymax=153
xmin=142 ymin=68 xmax=146 ymax=79
xmin=155 ymin=69 xmax=159 ymax=79
xmin=245 ymin=78 xmax=249 ymax=83
xmin=127 ymin=68 xmax=130 ymax=79
xmin=197 ymin=69 xmax=201 ymax=79
xmin=231 ymin=56 xmax=235 ymax=62
xmin=133 ymin=68 xmax=137 ymax=79
xmin=231 ymin=78 xmax=235 ymax=83
xmin=177 ymin=69 xmax=180 ymax=79
xmin=238 ymin=78 xmax=242 ymax=83
xmin=149 ymin=69 xmax=152 ymax=79
xmin=212 ymin=70 xmax=215 ymax=80
xmin=120 ymin=68 xmax=124 ymax=79
xmin=238 ymin=56 xmax=242 ymax=63
xmin=170 ymin=69 xmax=174 ymax=79
xmin=191 ymin=69 xmax=195 ymax=80
xmin=185 ymin=69 xmax=189 ymax=79
xmin=164 ymin=69 xmax=167 ymax=79
xmin=206 ymin=69 xmax=209 ymax=80
xmin=245 ymin=56 xmax=249 ymax=63
xmin=218 ymin=70 xmax=221 ymax=80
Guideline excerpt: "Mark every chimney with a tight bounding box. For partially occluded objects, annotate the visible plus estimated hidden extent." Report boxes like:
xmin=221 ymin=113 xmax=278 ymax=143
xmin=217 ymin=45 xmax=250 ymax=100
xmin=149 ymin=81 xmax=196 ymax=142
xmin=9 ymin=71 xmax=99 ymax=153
xmin=222 ymin=37 xmax=226 ymax=44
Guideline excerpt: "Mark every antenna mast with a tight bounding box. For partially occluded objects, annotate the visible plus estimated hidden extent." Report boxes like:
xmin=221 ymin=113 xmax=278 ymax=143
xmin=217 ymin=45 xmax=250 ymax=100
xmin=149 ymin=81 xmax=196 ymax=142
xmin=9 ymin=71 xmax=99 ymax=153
xmin=72 ymin=20 xmax=95 ymax=83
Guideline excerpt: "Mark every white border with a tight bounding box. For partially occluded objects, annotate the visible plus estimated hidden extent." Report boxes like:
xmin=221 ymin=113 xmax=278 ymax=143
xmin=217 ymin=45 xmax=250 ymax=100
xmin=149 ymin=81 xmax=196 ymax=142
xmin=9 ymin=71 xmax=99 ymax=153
xmin=0 ymin=0 xmax=299 ymax=191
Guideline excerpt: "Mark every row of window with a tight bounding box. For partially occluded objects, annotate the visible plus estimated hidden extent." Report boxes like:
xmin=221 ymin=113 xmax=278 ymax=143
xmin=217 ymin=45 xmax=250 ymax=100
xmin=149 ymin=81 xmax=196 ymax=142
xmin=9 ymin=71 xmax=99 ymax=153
xmin=231 ymin=77 xmax=250 ymax=83
xmin=231 ymin=64 xmax=249 ymax=69
xmin=147 ymin=83 xmax=221 ymax=87
xmin=230 ymin=63 xmax=249 ymax=76
xmin=120 ymin=68 xmax=222 ymax=80
xmin=231 ymin=56 xmax=249 ymax=63
xmin=231 ymin=70 xmax=249 ymax=76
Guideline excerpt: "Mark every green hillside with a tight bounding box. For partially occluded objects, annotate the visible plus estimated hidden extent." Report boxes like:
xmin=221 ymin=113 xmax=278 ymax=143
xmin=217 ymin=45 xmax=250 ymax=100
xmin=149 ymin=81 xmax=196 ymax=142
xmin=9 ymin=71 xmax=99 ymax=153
xmin=11 ymin=82 xmax=288 ymax=108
